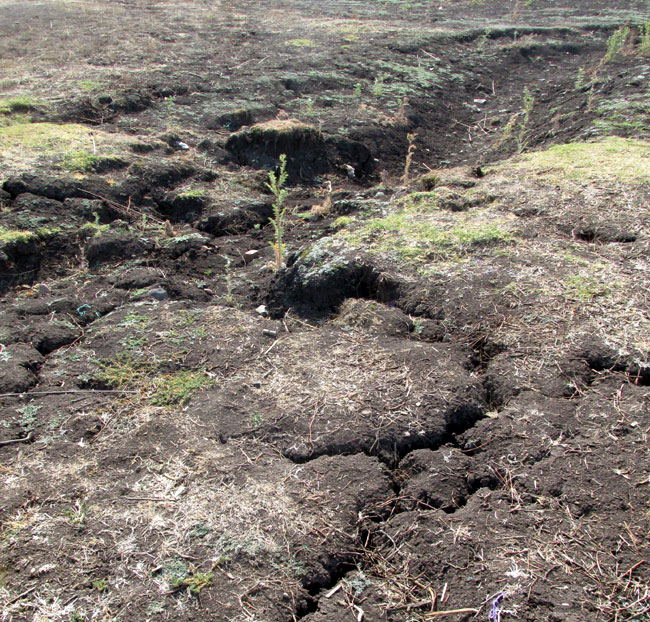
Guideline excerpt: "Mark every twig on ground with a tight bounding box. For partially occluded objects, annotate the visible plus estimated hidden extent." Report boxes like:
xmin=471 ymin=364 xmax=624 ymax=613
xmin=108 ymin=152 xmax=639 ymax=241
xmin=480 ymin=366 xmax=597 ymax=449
xmin=0 ymin=431 xmax=34 ymax=447
xmin=424 ymin=608 xmax=479 ymax=617
xmin=6 ymin=585 xmax=38 ymax=605
xmin=0 ymin=389 xmax=139 ymax=398
xmin=116 ymin=497 xmax=179 ymax=503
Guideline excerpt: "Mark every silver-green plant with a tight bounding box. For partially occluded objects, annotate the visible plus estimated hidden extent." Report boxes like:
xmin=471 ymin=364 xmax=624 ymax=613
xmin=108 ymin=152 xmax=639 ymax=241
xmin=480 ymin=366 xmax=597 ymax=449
xmin=221 ymin=254 xmax=235 ymax=304
xmin=515 ymin=87 xmax=535 ymax=153
xmin=266 ymin=154 xmax=289 ymax=270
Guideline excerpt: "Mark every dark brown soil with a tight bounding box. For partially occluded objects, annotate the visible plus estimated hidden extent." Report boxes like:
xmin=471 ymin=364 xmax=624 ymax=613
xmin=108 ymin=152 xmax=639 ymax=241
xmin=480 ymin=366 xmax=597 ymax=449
xmin=2 ymin=1 xmax=650 ymax=621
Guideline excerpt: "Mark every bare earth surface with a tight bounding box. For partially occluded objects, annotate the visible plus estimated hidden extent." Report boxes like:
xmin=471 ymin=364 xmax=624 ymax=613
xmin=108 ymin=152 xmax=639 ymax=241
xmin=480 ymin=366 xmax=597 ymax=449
xmin=1 ymin=1 xmax=650 ymax=621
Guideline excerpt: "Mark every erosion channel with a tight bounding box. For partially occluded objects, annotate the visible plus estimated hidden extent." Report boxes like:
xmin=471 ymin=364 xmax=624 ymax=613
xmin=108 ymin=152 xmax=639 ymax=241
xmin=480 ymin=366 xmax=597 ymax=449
xmin=1 ymin=1 xmax=650 ymax=621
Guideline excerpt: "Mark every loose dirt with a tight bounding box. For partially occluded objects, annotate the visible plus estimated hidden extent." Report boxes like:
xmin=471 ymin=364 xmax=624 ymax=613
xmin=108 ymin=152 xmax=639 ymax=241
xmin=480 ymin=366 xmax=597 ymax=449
xmin=1 ymin=1 xmax=650 ymax=621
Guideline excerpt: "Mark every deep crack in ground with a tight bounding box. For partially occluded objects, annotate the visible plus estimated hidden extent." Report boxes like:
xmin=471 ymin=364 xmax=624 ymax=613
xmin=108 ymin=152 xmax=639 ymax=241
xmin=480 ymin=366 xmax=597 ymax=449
xmin=2 ymin=1 xmax=650 ymax=621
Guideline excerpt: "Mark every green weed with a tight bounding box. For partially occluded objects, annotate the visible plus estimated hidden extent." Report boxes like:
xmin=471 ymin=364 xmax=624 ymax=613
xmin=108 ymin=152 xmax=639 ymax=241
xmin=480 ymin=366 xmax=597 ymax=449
xmin=515 ymin=87 xmax=535 ymax=153
xmin=146 ymin=601 xmax=165 ymax=616
xmin=640 ymin=22 xmax=650 ymax=55
xmin=266 ymin=154 xmax=289 ymax=270
xmin=163 ymin=558 xmax=188 ymax=584
xmin=300 ymin=97 xmax=315 ymax=117
xmin=173 ymin=570 xmax=213 ymax=594
xmin=91 ymin=578 xmax=109 ymax=592
xmin=574 ymin=67 xmax=589 ymax=90
xmin=17 ymin=402 xmax=40 ymax=433
xmin=477 ymin=27 xmax=491 ymax=52
xmin=373 ymin=75 xmax=386 ymax=97
xmin=176 ymin=309 xmax=202 ymax=326
xmin=120 ymin=335 xmax=148 ymax=351
xmin=604 ymin=26 xmax=630 ymax=63
xmin=222 ymin=254 xmax=235 ymax=304
xmin=62 ymin=500 xmax=87 ymax=527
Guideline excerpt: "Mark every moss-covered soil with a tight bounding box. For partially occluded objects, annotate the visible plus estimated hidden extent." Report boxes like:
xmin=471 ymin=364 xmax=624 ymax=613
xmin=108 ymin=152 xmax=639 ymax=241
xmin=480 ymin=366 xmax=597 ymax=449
xmin=1 ymin=1 xmax=650 ymax=621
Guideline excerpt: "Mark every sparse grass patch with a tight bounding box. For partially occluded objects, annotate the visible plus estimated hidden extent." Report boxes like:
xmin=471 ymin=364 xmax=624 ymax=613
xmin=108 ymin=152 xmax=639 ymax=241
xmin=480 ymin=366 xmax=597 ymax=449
xmin=331 ymin=216 xmax=356 ymax=230
xmin=60 ymin=151 xmax=100 ymax=173
xmin=395 ymin=191 xmax=439 ymax=210
xmin=562 ymin=274 xmax=612 ymax=301
xmin=178 ymin=188 xmax=205 ymax=199
xmin=151 ymin=371 xmax=213 ymax=406
xmin=95 ymin=353 xmax=154 ymax=389
xmin=0 ymin=510 xmax=34 ymax=544
xmin=120 ymin=335 xmax=148 ymax=351
xmin=287 ymin=38 xmax=316 ymax=47
xmin=0 ymin=226 xmax=35 ymax=243
xmin=61 ymin=151 xmax=102 ymax=173
xmin=0 ymin=96 xmax=41 ymax=115
xmin=592 ymin=98 xmax=650 ymax=137
xmin=94 ymin=352 xmax=211 ymax=406
xmin=339 ymin=206 xmax=512 ymax=264
xmin=119 ymin=312 xmax=151 ymax=329
xmin=80 ymin=221 xmax=111 ymax=236
xmin=512 ymin=137 xmax=650 ymax=184
xmin=0 ymin=122 xmax=131 ymax=175
xmin=175 ymin=309 xmax=203 ymax=327
xmin=77 ymin=80 xmax=101 ymax=92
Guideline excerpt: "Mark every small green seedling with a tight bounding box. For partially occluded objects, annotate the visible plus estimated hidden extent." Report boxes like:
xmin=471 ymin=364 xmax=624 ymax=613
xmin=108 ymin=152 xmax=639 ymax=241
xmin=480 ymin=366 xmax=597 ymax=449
xmin=266 ymin=154 xmax=289 ymax=270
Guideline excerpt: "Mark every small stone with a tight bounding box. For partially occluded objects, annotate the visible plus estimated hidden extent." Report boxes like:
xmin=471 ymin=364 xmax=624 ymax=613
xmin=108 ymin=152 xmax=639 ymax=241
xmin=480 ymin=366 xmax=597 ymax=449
xmin=256 ymin=305 xmax=268 ymax=316
xmin=244 ymin=249 xmax=260 ymax=263
xmin=148 ymin=287 xmax=169 ymax=301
